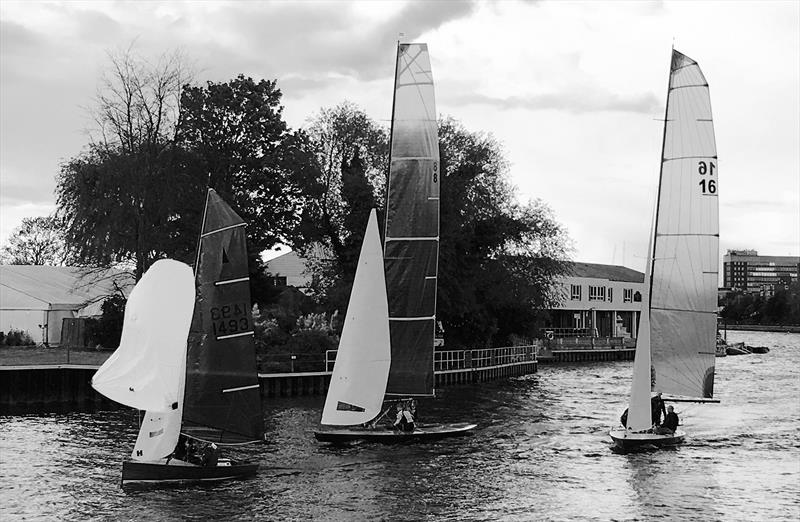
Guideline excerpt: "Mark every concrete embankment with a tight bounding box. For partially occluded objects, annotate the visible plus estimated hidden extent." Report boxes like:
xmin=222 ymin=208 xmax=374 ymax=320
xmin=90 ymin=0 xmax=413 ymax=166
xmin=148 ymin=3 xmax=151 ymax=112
xmin=0 ymin=346 xmax=539 ymax=414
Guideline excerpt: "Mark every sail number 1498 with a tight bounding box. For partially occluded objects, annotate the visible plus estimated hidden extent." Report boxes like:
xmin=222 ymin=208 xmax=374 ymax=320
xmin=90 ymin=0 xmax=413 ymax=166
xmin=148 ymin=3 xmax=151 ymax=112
xmin=698 ymin=160 xmax=716 ymax=195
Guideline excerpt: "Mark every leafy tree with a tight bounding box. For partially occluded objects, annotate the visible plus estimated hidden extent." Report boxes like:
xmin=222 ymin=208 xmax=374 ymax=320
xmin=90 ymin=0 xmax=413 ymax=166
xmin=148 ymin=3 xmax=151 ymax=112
xmin=178 ymin=75 xmax=315 ymax=254
xmin=436 ymin=118 xmax=571 ymax=347
xmin=56 ymin=47 xmax=201 ymax=279
xmin=1 ymin=215 xmax=72 ymax=265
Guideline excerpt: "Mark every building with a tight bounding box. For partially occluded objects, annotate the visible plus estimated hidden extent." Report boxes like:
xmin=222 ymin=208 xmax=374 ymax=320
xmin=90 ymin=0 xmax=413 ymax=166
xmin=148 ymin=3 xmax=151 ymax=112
xmin=264 ymin=250 xmax=312 ymax=291
xmin=547 ymin=263 xmax=645 ymax=338
xmin=722 ymin=250 xmax=800 ymax=296
xmin=0 ymin=265 xmax=133 ymax=346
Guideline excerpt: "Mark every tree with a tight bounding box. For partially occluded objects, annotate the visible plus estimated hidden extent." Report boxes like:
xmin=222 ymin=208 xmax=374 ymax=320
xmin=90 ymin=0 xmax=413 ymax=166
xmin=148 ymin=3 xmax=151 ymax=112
xmin=1 ymin=215 xmax=72 ymax=265
xmin=56 ymin=46 xmax=201 ymax=279
xmin=178 ymin=75 xmax=315 ymax=254
xmin=436 ymin=118 xmax=571 ymax=347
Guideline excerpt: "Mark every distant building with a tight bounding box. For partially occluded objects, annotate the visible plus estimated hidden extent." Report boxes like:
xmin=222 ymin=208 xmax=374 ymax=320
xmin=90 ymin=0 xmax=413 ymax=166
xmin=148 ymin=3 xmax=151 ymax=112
xmin=264 ymin=251 xmax=312 ymax=292
xmin=0 ymin=265 xmax=133 ymax=346
xmin=548 ymin=263 xmax=645 ymax=339
xmin=722 ymin=250 xmax=800 ymax=297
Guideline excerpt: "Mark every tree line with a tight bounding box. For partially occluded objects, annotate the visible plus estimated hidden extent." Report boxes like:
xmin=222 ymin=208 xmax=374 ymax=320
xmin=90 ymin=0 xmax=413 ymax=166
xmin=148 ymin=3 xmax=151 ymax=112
xmin=3 ymin=47 xmax=572 ymax=349
xmin=720 ymin=283 xmax=800 ymax=326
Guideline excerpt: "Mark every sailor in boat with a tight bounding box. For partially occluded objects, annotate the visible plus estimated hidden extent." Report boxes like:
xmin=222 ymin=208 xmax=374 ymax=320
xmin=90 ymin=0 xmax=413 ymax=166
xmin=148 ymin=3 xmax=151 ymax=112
xmin=201 ymin=443 xmax=219 ymax=467
xmin=393 ymin=401 xmax=416 ymax=432
xmin=654 ymin=406 xmax=679 ymax=435
xmin=651 ymin=392 xmax=667 ymax=428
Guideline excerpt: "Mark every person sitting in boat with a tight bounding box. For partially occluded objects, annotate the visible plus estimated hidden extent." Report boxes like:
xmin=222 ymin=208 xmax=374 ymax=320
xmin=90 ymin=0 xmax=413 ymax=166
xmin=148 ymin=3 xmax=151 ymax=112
xmin=655 ymin=406 xmax=679 ymax=435
xmin=201 ymin=443 xmax=219 ymax=467
xmin=651 ymin=392 xmax=667 ymax=427
xmin=186 ymin=439 xmax=202 ymax=465
xmin=393 ymin=401 xmax=415 ymax=432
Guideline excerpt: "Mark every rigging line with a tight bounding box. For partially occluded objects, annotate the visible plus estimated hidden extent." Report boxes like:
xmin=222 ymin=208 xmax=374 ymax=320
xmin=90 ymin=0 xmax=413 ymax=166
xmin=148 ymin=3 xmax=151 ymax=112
xmin=656 ymin=233 xmax=719 ymax=237
xmin=215 ymin=277 xmax=249 ymax=286
xmin=669 ymin=84 xmax=709 ymax=91
xmin=385 ymin=236 xmax=439 ymax=241
xmin=201 ymin=222 xmax=246 ymax=238
xmin=663 ymin=155 xmax=718 ymax=161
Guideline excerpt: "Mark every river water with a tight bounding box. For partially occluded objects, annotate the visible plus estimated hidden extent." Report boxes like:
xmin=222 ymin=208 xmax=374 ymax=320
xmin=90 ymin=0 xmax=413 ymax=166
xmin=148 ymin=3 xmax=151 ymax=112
xmin=1 ymin=331 xmax=798 ymax=521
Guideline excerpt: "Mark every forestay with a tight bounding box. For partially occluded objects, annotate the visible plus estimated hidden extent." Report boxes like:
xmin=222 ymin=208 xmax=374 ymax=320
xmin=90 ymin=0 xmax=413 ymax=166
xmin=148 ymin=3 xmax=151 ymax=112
xmin=650 ymin=50 xmax=718 ymax=399
xmin=384 ymin=42 xmax=440 ymax=397
xmin=91 ymin=259 xmax=195 ymax=413
xmin=322 ymin=209 xmax=391 ymax=425
xmin=182 ymin=189 xmax=264 ymax=444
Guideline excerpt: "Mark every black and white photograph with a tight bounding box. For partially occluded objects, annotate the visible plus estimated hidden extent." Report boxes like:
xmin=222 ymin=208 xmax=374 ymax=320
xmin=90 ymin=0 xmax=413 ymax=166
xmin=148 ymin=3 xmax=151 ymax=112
xmin=1 ymin=1 xmax=798 ymax=520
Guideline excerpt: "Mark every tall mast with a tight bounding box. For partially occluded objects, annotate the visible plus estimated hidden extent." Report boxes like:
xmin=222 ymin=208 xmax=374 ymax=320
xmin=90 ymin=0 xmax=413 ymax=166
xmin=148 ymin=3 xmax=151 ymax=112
xmin=383 ymin=39 xmax=401 ymax=247
xmin=648 ymin=46 xmax=675 ymax=307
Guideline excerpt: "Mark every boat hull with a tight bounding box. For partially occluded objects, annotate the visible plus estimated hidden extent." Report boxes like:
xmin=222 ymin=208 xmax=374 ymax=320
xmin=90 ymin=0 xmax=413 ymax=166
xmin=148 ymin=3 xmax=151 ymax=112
xmin=314 ymin=423 xmax=477 ymax=443
xmin=609 ymin=428 xmax=686 ymax=449
xmin=121 ymin=460 xmax=258 ymax=485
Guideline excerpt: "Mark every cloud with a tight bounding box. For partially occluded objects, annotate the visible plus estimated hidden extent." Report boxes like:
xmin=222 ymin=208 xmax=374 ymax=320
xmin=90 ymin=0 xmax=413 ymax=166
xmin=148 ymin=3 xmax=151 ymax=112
xmin=451 ymin=89 xmax=660 ymax=114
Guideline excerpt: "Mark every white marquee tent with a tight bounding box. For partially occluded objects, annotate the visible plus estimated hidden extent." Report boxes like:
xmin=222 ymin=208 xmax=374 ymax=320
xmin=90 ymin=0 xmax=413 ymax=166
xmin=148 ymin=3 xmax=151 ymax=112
xmin=0 ymin=265 xmax=133 ymax=346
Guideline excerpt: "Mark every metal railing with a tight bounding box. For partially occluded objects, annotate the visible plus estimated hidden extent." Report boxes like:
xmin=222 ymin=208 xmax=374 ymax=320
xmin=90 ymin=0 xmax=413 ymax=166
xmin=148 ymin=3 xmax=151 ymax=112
xmin=324 ymin=345 xmax=538 ymax=373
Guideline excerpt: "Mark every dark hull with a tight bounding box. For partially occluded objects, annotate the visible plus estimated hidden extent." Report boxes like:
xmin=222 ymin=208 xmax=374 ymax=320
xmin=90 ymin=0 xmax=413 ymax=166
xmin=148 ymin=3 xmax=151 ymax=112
xmin=121 ymin=460 xmax=258 ymax=486
xmin=609 ymin=428 xmax=686 ymax=450
xmin=314 ymin=423 xmax=477 ymax=443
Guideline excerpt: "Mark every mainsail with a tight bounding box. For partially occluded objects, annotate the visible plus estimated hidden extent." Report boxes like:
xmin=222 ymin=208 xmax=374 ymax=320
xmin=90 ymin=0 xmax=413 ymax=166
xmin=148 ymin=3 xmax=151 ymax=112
xmin=182 ymin=188 xmax=265 ymax=443
xmin=650 ymin=50 xmax=718 ymax=399
xmin=321 ymin=209 xmax=391 ymax=425
xmin=383 ymin=42 xmax=440 ymax=397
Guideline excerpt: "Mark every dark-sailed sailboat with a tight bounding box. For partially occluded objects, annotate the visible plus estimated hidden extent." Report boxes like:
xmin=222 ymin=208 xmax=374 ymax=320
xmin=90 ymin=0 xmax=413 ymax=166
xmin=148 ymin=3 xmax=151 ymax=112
xmin=314 ymin=42 xmax=476 ymax=443
xmin=610 ymin=49 xmax=720 ymax=450
xmin=93 ymin=188 xmax=264 ymax=484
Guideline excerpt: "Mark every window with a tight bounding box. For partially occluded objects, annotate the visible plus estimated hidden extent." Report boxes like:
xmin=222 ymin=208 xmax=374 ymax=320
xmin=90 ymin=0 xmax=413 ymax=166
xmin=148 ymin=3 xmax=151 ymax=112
xmin=589 ymin=285 xmax=606 ymax=301
xmin=570 ymin=284 xmax=582 ymax=300
xmin=608 ymin=288 xmax=613 ymax=303
xmin=623 ymin=288 xmax=633 ymax=303
xmin=633 ymin=291 xmax=642 ymax=302
xmin=270 ymin=276 xmax=287 ymax=287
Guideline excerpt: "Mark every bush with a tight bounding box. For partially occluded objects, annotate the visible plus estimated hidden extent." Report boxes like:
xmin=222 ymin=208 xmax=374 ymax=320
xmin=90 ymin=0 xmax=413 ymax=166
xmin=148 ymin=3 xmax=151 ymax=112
xmin=2 ymin=328 xmax=35 ymax=346
xmin=86 ymin=295 xmax=126 ymax=349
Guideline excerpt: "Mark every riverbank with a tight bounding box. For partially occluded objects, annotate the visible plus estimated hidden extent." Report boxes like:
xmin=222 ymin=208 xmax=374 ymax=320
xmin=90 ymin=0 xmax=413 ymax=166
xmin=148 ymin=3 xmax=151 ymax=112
xmin=720 ymin=324 xmax=800 ymax=334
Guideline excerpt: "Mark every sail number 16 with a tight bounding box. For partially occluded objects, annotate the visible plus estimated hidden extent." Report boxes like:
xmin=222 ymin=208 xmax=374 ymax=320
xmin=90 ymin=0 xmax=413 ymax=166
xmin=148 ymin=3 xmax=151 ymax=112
xmin=698 ymin=160 xmax=716 ymax=195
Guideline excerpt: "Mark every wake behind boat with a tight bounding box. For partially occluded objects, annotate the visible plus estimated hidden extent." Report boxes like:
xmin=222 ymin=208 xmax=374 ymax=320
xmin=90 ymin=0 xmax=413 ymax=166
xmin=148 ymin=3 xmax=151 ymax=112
xmin=610 ymin=48 xmax=719 ymax=450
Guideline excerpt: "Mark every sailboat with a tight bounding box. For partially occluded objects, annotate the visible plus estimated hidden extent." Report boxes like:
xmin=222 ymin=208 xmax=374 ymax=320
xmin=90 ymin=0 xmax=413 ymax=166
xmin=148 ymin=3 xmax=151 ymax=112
xmin=93 ymin=188 xmax=264 ymax=484
xmin=314 ymin=42 xmax=476 ymax=443
xmin=610 ymin=49 xmax=719 ymax=450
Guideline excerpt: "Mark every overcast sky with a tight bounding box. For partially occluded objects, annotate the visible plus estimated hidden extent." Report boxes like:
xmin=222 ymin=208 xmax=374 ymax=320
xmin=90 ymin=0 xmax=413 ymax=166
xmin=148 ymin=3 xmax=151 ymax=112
xmin=1 ymin=0 xmax=798 ymax=271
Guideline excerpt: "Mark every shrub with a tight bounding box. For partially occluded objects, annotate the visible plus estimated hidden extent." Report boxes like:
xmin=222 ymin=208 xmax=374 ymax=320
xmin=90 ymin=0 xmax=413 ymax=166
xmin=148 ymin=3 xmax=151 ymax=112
xmin=2 ymin=328 xmax=35 ymax=346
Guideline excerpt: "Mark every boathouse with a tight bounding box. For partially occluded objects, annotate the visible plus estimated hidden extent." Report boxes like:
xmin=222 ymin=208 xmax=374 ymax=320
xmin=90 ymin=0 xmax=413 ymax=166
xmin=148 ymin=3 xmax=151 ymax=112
xmin=547 ymin=262 xmax=645 ymax=339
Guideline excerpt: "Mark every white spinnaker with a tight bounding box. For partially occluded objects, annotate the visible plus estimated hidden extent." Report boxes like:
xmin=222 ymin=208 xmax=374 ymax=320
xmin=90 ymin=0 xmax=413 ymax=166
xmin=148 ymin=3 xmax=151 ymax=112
xmin=651 ymin=50 xmax=718 ymax=399
xmin=322 ymin=209 xmax=391 ymax=425
xmin=92 ymin=259 xmax=195 ymax=412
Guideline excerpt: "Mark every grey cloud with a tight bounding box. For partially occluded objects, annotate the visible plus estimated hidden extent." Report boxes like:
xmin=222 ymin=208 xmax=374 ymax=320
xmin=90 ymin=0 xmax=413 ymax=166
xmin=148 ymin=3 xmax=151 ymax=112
xmin=201 ymin=1 xmax=479 ymax=93
xmin=452 ymin=89 xmax=660 ymax=114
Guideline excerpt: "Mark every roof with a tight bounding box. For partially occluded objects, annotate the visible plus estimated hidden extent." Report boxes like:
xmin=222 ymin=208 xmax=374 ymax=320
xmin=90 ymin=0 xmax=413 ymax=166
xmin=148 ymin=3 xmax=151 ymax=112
xmin=0 ymin=265 xmax=134 ymax=314
xmin=265 ymin=251 xmax=308 ymax=278
xmin=569 ymin=262 xmax=644 ymax=283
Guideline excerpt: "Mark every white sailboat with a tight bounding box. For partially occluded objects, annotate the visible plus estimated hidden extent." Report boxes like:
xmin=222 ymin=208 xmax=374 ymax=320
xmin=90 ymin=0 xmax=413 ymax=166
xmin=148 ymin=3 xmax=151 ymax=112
xmin=610 ymin=49 xmax=719 ymax=449
xmin=314 ymin=42 xmax=475 ymax=443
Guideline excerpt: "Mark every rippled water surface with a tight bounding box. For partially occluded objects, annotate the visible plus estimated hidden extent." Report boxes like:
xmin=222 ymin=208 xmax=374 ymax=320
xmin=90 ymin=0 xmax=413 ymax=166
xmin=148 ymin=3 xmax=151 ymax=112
xmin=2 ymin=331 xmax=798 ymax=520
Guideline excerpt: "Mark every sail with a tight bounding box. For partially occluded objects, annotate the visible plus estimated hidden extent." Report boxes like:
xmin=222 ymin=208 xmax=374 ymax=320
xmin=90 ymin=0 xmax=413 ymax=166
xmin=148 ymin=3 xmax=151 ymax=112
xmin=383 ymin=42 xmax=439 ymax=397
xmin=322 ymin=209 xmax=391 ymax=425
xmin=182 ymin=189 xmax=264 ymax=443
xmin=131 ymin=409 xmax=184 ymax=461
xmin=650 ymin=50 xmax=718 ymax=399
xmin=91 ymin=259 xmax=195 ymax=412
